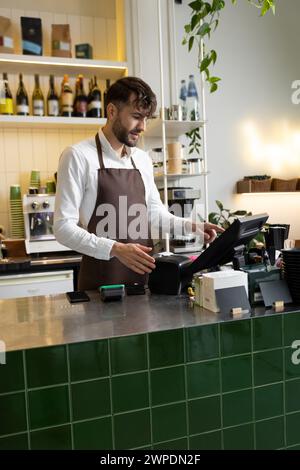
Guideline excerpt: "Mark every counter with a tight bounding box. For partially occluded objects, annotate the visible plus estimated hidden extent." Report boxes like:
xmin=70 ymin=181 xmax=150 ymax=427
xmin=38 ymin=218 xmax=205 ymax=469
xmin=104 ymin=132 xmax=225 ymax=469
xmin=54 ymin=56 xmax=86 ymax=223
xmin=1 ymin=291 xmax=300 ymax=451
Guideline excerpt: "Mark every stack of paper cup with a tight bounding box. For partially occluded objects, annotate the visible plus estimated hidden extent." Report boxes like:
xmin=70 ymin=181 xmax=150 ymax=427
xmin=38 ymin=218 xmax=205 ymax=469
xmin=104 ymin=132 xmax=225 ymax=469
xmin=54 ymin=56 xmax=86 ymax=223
xmin=167 ymin=142 xmax=182 ymax=174
xmin=9 ymin=185 xmax=25 ymax=239
xmin=30 ymin=169 xmax=41 ymax=189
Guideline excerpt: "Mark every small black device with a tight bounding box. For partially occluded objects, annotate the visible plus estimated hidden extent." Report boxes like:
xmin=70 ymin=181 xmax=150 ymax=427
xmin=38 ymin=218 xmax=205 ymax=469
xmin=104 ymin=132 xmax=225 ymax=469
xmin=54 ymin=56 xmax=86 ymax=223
xmin=126 ymin=283 xmax=146 ymax=295
xmin=66 ymin=291 xmax=90 ymax=303
xmin=98 ymin=284 xmax=125 ymax=302
xmin=148 ymin=213 xmax=269 ymax=295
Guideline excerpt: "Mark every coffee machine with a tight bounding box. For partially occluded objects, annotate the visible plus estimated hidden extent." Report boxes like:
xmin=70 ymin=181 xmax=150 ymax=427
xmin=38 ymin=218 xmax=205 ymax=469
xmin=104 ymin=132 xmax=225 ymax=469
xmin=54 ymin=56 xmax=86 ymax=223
xmin=23 ymin=194 xmax=70 ymax=254
xmin=159 ymin=187 xmax=202 ymax=253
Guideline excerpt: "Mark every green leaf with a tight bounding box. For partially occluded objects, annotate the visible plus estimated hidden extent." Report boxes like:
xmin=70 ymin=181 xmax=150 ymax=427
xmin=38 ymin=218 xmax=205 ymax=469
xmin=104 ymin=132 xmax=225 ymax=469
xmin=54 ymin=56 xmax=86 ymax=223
xmin=188 ymin=36 xmax=195 ymax=52
xmin=210 ymin=83 xmax=218 ymax=93
xmin=211 ymin=49 xmax=217 ymax=65
xmin=210 ymin=76 xmax=221 ymax=83
xmin=216 ymin=200 xmax=223 ymax=211
xmin=184 ymin=24 xmax=191 ymax=34
xmin=200 ymin=54 xmax=211 ymax=72
xmin=191 ymin=13 xmax=200 ymax=31
xmin=188 ymin=0 xmax=203 ymax=12
xmin=198 ymin=22 xmax=210 ymax=37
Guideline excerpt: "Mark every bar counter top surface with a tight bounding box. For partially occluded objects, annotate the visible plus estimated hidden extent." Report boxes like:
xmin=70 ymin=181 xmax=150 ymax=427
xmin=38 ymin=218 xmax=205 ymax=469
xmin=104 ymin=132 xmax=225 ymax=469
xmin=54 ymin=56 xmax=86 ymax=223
xmin=1 ymin=290 xmax=299 ymax=352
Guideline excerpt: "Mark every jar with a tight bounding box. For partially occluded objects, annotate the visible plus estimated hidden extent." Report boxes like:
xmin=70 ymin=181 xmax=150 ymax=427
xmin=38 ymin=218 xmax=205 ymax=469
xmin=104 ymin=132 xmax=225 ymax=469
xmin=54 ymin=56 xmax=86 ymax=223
xmin=187 ymin=158 xmax=202 ymax=175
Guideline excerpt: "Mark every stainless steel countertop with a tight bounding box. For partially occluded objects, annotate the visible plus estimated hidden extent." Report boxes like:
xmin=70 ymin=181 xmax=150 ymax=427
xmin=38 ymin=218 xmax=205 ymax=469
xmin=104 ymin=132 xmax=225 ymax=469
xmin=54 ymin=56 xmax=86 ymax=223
xmin=1 ymin=290 xmax=299 ymax=352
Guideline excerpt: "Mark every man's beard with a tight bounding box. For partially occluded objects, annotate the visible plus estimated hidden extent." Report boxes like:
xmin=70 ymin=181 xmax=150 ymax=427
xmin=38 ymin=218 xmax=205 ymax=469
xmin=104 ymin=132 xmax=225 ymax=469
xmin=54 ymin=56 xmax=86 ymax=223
xmin=112 ymin=118 xmax=139 ymax=147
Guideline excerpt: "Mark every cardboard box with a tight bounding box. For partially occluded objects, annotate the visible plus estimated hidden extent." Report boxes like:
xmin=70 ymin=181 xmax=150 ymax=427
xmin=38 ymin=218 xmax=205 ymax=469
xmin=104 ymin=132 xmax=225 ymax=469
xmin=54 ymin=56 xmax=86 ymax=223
xmin=75 ymin=43 xmax=93 ymax=59
xmin=202 ymin=270 xmax=248 ymax=312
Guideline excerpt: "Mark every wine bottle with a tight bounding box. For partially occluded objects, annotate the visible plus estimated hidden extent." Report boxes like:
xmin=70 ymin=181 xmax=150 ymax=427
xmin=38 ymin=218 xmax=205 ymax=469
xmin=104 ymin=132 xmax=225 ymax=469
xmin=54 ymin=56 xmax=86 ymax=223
xmin=73 ymin=74 xmax=87 ymax=117
xmin=32 ymin=74 xmax=44 ymax=116
xmin=87 ymin=76 xmax=102 ymax=118
xmin=47 ymin=75 xmax=59 ymax=116
xmin=60 ymin=74 xmax=73 ymax=117
xmin=0 ymin=73 xmax=13 ymax=115
xmin=103 ymin=79 xmax=111 ymax=118
xmin=16 ymin=73 xmax=29 ymax=116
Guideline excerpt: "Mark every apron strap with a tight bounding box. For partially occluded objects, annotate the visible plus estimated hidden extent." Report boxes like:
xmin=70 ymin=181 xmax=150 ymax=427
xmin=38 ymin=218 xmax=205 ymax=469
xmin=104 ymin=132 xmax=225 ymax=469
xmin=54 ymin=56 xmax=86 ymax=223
xmin=95 ymin=133 xmax=105 ymax=170
xmin=130 ymin=157 xmax=137 ymax=169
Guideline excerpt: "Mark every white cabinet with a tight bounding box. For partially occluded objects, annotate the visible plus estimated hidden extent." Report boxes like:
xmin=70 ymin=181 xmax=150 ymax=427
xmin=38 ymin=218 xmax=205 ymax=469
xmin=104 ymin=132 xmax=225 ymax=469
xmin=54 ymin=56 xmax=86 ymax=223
xmin=0 ymin=270 xmax=73 ymax=299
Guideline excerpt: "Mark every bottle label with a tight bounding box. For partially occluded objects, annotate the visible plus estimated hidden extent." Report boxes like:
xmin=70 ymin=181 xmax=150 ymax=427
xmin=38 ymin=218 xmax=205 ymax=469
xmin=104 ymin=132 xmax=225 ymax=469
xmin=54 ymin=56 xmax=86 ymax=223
xmin=0 ymin=98 xmax=13 ymax=114
xmin=62 ymin=93 xmax=73 ymax=107
xmin=48 ymin=100 xmax=59 ymax=116
xmin=33 ymin=100 xmax=44 ymax=116
xmin=17 ymin=104 xmax=29 ymax=114
xmin=76 ymin=101 xmax=87 ymax=114
xmin=88 ymin=101 xmax=101 ymax=111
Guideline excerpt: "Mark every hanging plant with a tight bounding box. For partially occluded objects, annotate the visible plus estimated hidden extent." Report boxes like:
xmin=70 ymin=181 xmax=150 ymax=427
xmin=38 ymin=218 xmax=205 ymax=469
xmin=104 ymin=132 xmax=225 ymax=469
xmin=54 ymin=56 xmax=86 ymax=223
xmin=182 ymin=0 xmax=276 ymax=93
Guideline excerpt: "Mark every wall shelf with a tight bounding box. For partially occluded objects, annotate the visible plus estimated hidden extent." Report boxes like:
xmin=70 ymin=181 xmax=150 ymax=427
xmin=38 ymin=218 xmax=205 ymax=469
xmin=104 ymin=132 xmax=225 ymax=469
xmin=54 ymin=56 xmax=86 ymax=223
xmin=144 ymin=119 xmax=205 ymax=138
xmin=0 ymin=115 xmax=104 ymax=129
xmin=0 ymin=54 xmax=127 ymax=79
xmin=154 ymin=172 xmax=209 ymax=181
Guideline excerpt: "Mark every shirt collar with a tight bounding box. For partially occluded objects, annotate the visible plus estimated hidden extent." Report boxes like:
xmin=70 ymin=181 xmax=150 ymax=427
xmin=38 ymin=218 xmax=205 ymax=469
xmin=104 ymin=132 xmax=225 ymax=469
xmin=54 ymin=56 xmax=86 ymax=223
xmin=98 ymin=128 xmax=134 ymax=159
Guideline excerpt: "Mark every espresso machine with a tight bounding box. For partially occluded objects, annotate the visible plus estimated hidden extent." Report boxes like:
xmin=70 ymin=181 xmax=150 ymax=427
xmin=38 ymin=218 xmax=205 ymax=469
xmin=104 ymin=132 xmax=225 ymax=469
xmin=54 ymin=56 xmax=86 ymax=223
xmin=159 ymin=187 xmax=202 ymax=253
xmin=23 ymin=194 xmax=70 ymax=254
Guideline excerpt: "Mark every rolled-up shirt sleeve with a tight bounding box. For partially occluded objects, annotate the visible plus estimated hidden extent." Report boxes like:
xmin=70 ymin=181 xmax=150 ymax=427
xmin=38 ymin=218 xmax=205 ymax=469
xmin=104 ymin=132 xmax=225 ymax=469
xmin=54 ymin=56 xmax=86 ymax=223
xmin=54 ymin=147 xmax=115 ymax=260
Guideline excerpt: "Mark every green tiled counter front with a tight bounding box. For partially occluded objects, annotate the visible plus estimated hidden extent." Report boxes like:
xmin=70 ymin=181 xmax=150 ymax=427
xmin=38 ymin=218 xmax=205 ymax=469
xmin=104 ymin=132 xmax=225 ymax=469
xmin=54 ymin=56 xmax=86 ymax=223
xmin=1 ymin=311 xmax=300 ymax=449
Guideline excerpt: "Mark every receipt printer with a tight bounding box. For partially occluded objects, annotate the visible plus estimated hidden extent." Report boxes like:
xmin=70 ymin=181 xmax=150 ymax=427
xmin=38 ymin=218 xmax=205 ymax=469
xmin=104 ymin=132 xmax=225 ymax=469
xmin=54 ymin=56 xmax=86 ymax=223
xmin=148 ymin=254 xmax=192 ymax=295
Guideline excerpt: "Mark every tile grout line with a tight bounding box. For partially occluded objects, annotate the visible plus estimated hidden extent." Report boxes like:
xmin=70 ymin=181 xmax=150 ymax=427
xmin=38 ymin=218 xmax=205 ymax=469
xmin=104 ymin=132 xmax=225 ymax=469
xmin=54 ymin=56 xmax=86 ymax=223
xmin=22 ymin=350 xmax=31 ymax=450
xmin=65 ymin=345 xmax=74 ymax=450
xmin=251 ymin=318 xmax=256 ymax=450
xmin=146 ymin=333 xmax=153 ymax=449
xmin=107 ymin=339 xmax=115 ymax=450
xmin=182 ymin=329 xmax=189 ymax=450
xmin=218 ymin=324 xmax=224 ymax=450
xmin=282 ymin=314 xmax=287 ymax=449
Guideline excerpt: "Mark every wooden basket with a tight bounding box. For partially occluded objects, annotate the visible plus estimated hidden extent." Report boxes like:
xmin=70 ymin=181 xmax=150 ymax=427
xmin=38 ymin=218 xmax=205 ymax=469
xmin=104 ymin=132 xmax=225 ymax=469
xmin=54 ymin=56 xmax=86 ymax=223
xmin=271 ymin=178 xmax=298 ymax=192
xmin=297 ymin=178 xmax=300 ymax=191
xmin=237 ymin=178 xmax=272 ymax=193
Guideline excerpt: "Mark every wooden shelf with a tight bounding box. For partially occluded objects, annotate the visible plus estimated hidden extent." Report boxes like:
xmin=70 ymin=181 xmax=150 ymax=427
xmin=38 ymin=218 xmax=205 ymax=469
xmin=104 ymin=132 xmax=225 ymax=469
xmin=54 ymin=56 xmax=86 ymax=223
xmin=144 ymin=119 xmax=205 ymax=138
xmin=0 ymin=53 xmax=127 ymax=79
xmin=0 ymin=115 xmax=104 ymax=129
xmin=155 ymin=172 xmax=209 ymax=181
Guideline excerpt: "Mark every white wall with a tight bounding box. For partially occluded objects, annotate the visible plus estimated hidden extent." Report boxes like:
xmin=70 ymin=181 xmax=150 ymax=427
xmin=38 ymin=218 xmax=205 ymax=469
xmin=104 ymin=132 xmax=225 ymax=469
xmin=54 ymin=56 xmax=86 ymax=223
xmin=174 ymin=0 xmax=300 ymax=239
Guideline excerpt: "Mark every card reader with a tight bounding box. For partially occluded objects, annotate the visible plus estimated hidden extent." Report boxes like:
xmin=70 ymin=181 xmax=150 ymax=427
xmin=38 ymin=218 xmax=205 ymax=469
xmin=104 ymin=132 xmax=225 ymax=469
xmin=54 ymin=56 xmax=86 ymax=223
xmin=98 ymin=284 xmax=125 ymax=302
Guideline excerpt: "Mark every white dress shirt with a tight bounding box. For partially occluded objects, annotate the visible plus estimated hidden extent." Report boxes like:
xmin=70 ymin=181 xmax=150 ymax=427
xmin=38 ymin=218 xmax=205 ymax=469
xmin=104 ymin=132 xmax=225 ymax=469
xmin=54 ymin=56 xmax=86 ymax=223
xmin=54 ymin=129 xmax=187 ymax=260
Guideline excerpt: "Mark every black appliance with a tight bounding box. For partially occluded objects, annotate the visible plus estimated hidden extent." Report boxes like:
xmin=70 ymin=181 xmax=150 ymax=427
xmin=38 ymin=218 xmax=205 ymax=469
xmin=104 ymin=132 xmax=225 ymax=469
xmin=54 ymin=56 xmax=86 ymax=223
xmin=148 ymin=213 xmax=269 ymax=295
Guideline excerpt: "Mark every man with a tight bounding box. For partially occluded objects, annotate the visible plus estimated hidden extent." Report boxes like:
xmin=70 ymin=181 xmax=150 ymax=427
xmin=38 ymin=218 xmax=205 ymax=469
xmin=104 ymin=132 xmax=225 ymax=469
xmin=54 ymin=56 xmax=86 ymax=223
xmin=54 ymin=77 xmax=223 ymax=290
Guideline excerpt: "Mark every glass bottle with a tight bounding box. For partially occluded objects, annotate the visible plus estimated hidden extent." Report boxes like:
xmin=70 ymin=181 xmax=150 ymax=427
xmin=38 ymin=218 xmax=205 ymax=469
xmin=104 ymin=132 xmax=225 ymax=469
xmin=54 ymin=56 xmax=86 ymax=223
xmin=87 ymin=76 xmax=102 ymax=118
xmin=32 ymin=74 xmax=44 ymax=116
xmin=103 ymin=79 xmax=111 ymax=118
xmin=60 ymin=74 xmax=73 ymax=117
xmin=16 ymin=73 xmax=29 ymax=116
xmin=179 ymin=79 xmax=187 ymax=121
xmin=0 ymin=73 xmax=13 ymax=115
xmin=47 ymin=75 xmax=59 ymax=116
xmin=186 ymin=74 xmax=199 ymax=121
xmin=73 ymin=74 xmax=87 ymax=117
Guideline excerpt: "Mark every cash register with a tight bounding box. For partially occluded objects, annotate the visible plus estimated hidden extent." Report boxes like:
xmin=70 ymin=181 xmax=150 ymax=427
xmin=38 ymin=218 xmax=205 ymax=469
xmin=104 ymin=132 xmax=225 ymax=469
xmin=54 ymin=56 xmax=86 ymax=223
xmin=148 ymin=213 xmax=269 ymax=295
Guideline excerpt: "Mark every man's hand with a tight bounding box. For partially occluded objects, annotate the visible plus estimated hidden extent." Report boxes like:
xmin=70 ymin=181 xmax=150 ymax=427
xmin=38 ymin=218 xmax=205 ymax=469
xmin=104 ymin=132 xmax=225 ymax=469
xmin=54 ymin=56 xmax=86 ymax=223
xmin=191 ymin=221 xmax=225 ymax=244
xmin=110 ymin=242 xmax=156 ymax=275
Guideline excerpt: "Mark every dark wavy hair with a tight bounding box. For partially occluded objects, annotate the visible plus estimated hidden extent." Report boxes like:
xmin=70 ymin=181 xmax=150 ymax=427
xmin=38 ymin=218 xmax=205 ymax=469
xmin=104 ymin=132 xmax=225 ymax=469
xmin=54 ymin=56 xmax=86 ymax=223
xmin=106 ymin=76 xmax=157 ymax=116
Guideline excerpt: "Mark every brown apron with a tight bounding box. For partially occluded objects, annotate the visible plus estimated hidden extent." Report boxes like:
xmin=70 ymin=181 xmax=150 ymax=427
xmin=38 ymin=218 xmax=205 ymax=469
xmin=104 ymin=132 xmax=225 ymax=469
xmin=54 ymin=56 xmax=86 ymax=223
xmin=78 ymin=133 xmax=152 ymax=290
